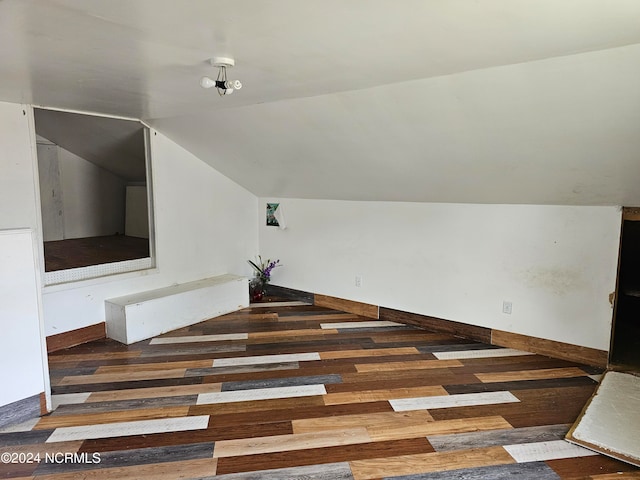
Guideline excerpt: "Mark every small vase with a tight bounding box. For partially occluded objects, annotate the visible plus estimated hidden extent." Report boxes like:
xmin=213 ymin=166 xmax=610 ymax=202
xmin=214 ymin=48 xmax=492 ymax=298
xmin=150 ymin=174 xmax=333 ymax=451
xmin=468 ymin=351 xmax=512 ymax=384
xmin=249 ymin=277 xmax=266 ymax=301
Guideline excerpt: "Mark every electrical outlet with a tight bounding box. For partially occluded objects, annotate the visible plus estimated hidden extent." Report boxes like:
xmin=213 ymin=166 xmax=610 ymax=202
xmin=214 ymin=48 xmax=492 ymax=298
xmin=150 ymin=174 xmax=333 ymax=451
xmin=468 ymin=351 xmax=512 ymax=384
xmin=502 ymin=301 xmax=512 ymax=315
xmin=355 ymin=275 xmax=362 ymax=288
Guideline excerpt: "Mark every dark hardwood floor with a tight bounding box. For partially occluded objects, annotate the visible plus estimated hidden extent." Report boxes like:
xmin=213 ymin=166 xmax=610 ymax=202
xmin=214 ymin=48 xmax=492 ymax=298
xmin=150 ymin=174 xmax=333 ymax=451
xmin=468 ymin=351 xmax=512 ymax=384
xmin=44 ymin=235 xmax=150 ymax=271
xmin=1 ymin=300 xmax=637 ymax=479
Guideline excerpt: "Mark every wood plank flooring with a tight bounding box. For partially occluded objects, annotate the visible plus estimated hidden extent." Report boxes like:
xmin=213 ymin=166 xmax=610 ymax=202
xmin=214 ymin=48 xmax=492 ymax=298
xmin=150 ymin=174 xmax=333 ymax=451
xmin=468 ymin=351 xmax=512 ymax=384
xmin=1 ymin=300 xmax=638 ymax=479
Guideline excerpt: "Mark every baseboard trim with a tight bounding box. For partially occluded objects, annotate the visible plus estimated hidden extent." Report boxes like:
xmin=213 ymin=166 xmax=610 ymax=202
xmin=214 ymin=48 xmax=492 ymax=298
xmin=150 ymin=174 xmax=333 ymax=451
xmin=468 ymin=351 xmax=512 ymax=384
xmin=491 ymin=330 xmax=608 ymax=368
xmin=314 ymin=294 xmax=379 ymax=319
xmin=46 ymin=322 xmax=106 ymax=353
xmin=379 ymin=307 xmax=492 ymax=344
xmin=265 ymin=284 xmax=315 ymax=303
xmin=308 ymin=293 xmax=607 ymax=366
xmin=0 ymin=393 xmax=43 ymax=429
xmin=40 ymin=392 xmax=48 ymax=415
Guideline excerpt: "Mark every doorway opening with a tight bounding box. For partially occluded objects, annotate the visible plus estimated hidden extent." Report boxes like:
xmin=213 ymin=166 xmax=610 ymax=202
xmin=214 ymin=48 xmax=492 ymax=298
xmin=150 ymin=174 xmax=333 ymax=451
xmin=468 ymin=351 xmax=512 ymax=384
xmin=34 ymin=108 xmax=155 ymax=285
xmin=609 ymin=209 xmax=640 ymax=371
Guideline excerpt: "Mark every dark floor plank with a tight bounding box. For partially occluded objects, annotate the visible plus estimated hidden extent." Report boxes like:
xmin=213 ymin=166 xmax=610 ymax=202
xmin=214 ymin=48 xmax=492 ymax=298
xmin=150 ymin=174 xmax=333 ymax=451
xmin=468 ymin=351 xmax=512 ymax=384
xmin=427 ymin=424 xmax=570 ymax=451
xmin=34 ymin=442 xmax=214 ymax=475
xmin=78 ymin=421 xmax=292 ymax=453
xmin=220 ymin=374 xmax=342 ymax=391
xmin=215 ymin=438 xmax=434 ymax=475
xmin=50 ymin=395 xmax=198 ymax=415
xmin=444 ymin=375 xmax=598 ymax=395
xmin=546 ymin=455 xmax=639 ymax=478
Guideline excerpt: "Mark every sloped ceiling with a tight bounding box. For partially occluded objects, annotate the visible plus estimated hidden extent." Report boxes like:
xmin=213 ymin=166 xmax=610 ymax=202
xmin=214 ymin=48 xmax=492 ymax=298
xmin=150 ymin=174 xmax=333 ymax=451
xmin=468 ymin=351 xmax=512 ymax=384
xmin=1 ymin=0 xmax=640 ymax=204
xmin=34 ymin=109 xmax=146 ymax=182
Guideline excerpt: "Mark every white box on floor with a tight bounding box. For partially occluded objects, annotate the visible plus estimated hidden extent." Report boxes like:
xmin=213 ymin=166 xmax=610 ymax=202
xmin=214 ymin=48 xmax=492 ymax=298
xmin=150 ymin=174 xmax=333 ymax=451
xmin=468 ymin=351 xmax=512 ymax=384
xmin=105 ymin=274 xmax=248 ymax=344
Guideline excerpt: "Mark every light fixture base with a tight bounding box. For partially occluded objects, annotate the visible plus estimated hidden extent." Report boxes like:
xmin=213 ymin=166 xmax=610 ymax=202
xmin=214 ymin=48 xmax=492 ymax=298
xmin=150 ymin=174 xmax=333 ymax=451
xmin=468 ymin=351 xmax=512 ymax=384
xmin=209 ymin=56 xmax=235 ymax=68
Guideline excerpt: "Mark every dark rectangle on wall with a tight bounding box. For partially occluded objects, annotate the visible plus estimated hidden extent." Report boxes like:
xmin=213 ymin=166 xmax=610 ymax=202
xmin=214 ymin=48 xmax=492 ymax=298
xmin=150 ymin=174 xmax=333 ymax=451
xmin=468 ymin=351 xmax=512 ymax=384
xmin=46 ymin=322 xmax=106 ymax=353
xmin=265 ymin=284 xmax=314 ymax=303
xmin=379 ymin=307 xmax=492 ymax=344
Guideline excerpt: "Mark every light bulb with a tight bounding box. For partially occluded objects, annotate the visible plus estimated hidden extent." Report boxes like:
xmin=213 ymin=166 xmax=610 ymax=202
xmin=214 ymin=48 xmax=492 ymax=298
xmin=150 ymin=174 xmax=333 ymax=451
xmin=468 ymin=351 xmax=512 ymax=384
xmin=200 ymin=76 xmax=215 ymax=89
xmin=226 ymin=79 xmax=242 ymax=90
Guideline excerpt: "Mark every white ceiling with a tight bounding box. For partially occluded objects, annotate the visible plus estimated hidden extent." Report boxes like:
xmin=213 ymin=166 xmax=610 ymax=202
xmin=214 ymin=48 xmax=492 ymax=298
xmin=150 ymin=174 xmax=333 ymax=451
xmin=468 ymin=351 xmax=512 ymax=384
xmin=1 ymin=0 xmax=640 ymax=204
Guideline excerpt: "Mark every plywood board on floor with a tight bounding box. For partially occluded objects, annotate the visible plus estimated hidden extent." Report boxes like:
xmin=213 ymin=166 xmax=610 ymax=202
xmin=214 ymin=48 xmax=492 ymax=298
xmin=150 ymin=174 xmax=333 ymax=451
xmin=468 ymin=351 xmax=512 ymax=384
xmin=567 ymin=370 xmax=640 ymax=467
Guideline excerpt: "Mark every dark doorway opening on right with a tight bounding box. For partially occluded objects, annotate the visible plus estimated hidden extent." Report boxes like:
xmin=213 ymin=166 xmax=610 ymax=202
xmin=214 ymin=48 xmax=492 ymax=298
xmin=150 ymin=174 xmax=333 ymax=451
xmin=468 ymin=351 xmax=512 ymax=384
xmin=610 ymin=217 xmax=640 ymax=371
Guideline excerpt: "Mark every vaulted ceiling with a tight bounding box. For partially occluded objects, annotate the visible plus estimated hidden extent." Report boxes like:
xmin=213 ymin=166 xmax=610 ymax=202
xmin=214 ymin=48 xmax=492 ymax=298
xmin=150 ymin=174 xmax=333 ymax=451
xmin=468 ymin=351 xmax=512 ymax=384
xmin=1 ymin=0 xmax=640 ymax=205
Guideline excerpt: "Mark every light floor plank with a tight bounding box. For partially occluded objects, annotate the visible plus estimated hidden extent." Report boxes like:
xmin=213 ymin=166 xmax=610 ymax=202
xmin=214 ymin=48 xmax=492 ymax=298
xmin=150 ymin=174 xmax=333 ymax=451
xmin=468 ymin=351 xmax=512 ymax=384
xmin=94 ymin=360 xmax=212 ymax=374
xmin=319 ymin=347 xmax=420 ymax=359
xmin=475 ymin=367 xmax=589 ymax=383
xmin=51 ymin=393 xmax=91 ymax=410
xmin=45 ymin=415 xmax=210 ymax=443
xmin=35 ymin=406 xmax=192 ymax=430
xmin=292 ymin=410 xmax=434 ymax=434
xmin=150 ymin=333 xmax=248 ymax=344
xmin=87 ymin=383 xmax=223 ymax=403
xmin=367 ymin=415 xmax=513 ymax=442
xmin=248 ymin=301 xmax=311 ymax=307
xmin=320 ymin=321 xmax=403 ymax=330
xmin=213 ymin=428 xmax=371 ymax=458
xmin=212 ymin=352 xmax=320 ymax=367
xmin=504 ymin=439 xmax=599 ymax=462
xmin=0 ymin=417 xmax=40 ymax=433
xmin=249 ymin=329 xmax=338 ymax=339
xmin=390 ymin=391 xmax=520 ymax=412
xmin=355 ymin=359 xmax=463 ymax=373
xmin=56 ymin=368 xmax=187 ymax=386
xmin=433 ymin=348 xmax=535 ymax=360
xmin=197 ymin=384 xmax=327 ymax=405
xmin=323 ymin=385 xmax=448 ymax=405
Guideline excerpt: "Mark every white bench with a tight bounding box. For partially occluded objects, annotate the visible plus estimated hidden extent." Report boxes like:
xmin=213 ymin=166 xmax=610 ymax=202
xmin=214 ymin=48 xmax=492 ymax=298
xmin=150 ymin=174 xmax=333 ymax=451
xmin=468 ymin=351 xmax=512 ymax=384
xmin=105 ymin=274 xmax=248 ymax=345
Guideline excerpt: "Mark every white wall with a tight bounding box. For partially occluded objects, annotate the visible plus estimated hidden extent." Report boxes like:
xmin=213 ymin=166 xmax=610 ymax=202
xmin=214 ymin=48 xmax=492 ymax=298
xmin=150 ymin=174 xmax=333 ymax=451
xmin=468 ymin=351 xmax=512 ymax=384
xmin=125 ymin=185 xmax=149 ymax=238
xmin=38 ymin=143 xmax=127 ymax=240
xmin=57 ymin=146 xmax=126 ymax=239
xmin=0 ymin=230 xmax=46 ymax=406
xmin=0 ymin=102 xmax=49 ymax=408
xmin=42 ymin=130 xmax=258 ymax=335
xmin=259 ymin=199 xmax=621 ymax=351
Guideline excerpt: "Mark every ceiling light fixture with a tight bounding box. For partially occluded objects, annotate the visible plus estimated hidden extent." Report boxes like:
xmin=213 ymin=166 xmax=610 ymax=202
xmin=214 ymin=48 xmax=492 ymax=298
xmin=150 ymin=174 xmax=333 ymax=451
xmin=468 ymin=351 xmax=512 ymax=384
xmin=200 ymin=56 xmax=242 ymax=96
